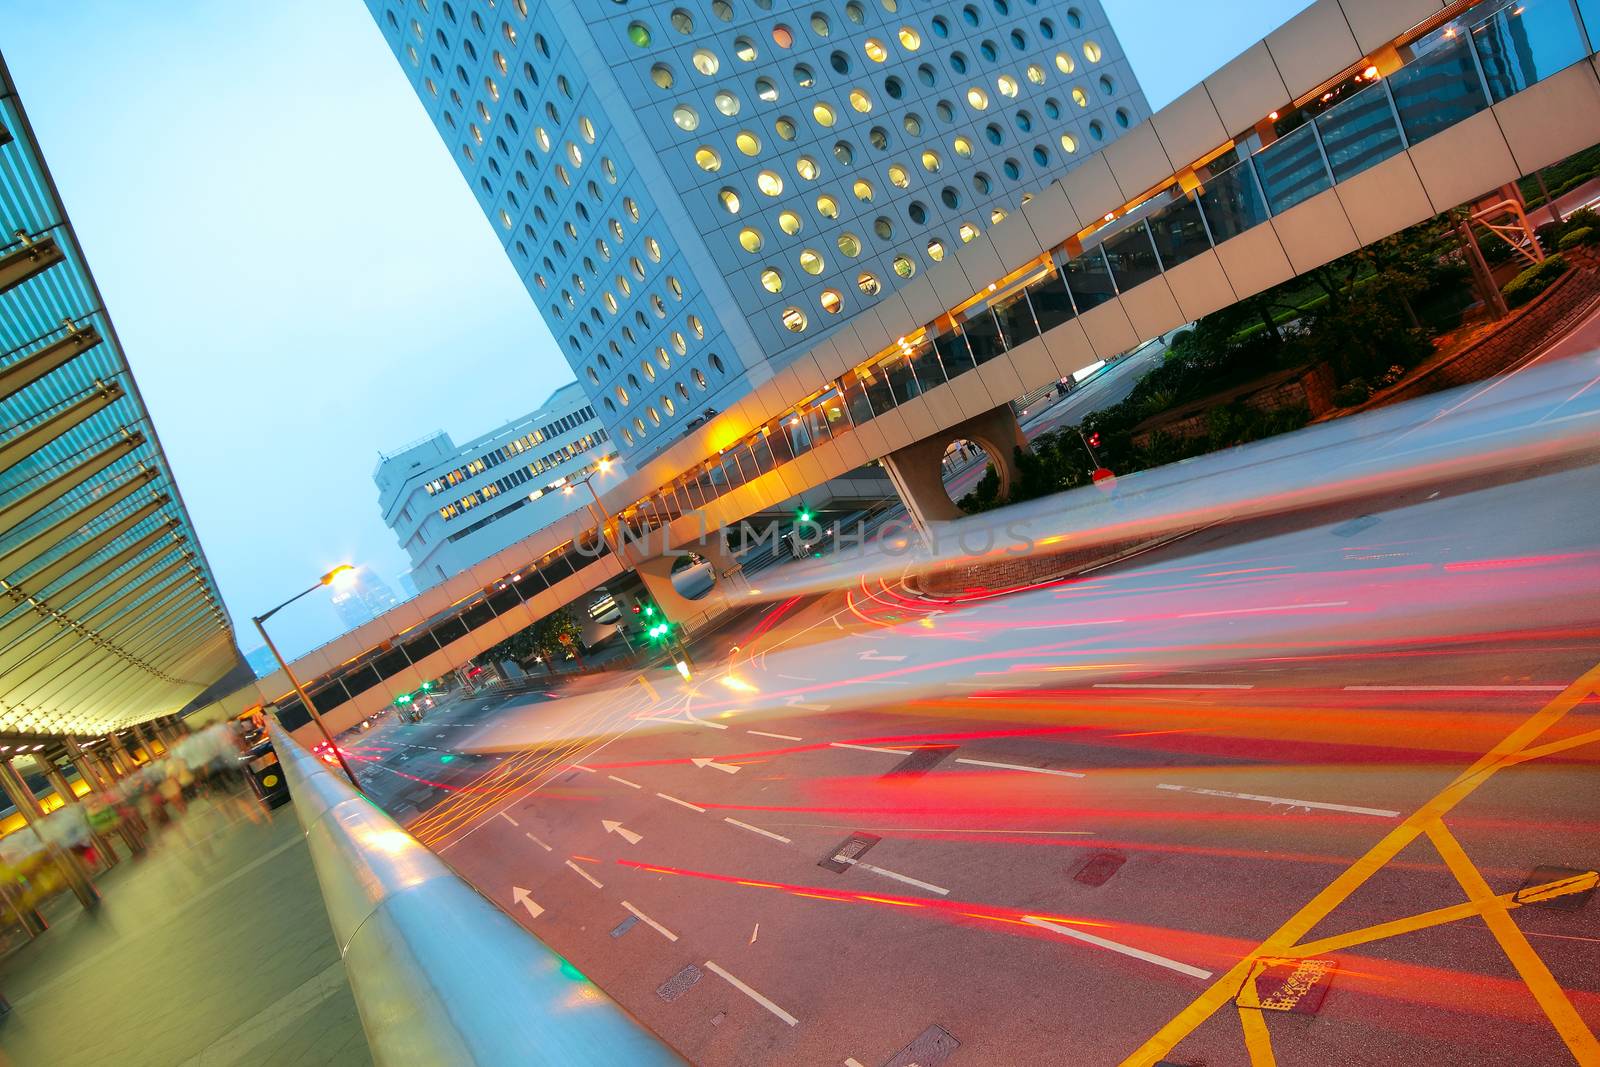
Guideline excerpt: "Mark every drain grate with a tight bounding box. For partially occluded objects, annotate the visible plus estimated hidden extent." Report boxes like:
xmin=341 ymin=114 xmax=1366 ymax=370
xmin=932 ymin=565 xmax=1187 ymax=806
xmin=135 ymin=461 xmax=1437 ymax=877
xmin=657 ymin=964 xmax=704 ymax=1002
xmin=883 ymin=1025 xmax=960 ymax=1067
xmin=819 ymin=831 xmax=881 ymax=873
xmin=1239 ymin=957 xmax=1335 ymax=1014
xmin=1516 ymin=865 xmax=1599 ymax=911
xmin=1073 ymin=851 xmax=1125 ymax=887
xmin=885 ymin=745 xmax=957 ymax=779
xmin=610 ymin=915 xmax=639 ymax=938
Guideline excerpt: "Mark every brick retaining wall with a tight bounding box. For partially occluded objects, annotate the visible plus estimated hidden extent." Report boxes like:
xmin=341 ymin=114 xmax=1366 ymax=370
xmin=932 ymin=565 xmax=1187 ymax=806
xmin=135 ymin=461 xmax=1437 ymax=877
xmin=1362 ymin=266 xmax=1600 ymax=409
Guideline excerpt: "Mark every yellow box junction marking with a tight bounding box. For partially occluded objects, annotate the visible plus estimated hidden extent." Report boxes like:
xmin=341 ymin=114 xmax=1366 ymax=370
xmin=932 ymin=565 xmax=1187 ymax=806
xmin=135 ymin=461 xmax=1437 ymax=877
xmin=1122 ymin=659 xmax=1600 ymax=1067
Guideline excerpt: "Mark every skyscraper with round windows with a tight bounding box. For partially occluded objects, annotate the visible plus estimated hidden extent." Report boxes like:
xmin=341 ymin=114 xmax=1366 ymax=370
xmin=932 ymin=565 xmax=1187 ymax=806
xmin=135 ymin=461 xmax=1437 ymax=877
xmin=367 ymin=0 xmax=1148 ymax=462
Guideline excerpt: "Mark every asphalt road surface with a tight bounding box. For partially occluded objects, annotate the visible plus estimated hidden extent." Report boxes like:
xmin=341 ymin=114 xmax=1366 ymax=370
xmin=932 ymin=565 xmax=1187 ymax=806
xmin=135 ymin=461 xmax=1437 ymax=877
xmin=344 ymin=363 xmax=1600 ymax=1066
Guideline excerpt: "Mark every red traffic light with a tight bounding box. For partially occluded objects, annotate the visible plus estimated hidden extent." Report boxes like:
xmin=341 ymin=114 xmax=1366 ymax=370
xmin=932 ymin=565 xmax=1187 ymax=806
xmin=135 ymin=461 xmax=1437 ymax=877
xmin=1087 ymin=432 xmax=1101 ymax=448
xmin=630 ymin=604 xmax=642 ymax=614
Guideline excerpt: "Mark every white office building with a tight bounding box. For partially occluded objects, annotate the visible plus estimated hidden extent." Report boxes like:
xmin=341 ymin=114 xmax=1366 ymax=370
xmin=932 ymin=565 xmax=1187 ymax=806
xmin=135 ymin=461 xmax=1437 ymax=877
xmin=375 ymin=382 xmax=620 ymax=590
xmin=366 ymin=0 xmax=1148 ymax=462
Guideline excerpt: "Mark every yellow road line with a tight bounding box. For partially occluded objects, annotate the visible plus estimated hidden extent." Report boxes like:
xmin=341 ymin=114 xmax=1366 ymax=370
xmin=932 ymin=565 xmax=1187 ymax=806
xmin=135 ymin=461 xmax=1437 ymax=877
xmin=1285 ymin=870 xmax=1599 ymax=959
xmin=1427 ymin=821 xmax=1600 ymax=1063
xmin=1121 ymin=658 xmax=1600 ymax=1067
xmin=1239 ymin=1006 xmax=1276 ymax=1066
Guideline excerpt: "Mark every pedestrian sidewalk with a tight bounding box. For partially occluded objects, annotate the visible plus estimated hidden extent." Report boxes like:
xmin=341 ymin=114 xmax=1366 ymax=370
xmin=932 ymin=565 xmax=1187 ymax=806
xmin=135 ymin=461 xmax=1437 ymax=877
xmin=0 ymin=796 xmax=367 ymax=1067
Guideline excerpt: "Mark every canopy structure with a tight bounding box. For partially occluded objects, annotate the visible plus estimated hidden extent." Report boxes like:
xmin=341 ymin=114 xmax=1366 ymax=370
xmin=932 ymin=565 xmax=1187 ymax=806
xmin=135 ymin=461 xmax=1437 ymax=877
xmin=0 ymin=53 xmax=239 ymax=737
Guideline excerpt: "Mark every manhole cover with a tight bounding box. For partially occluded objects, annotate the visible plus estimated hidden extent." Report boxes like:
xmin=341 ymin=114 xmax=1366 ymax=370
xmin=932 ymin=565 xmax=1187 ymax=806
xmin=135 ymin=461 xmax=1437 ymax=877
xmin=657 ymin=964 xmax=703 ymax=1002
xmin=1074 ymin=852 xmax=1125 ymax=887
xmin=883 ymin=1024 xmax=959 ymax=1067
xmin=820 ymin=831 xmax=881 ymax=873
xmin=1516 ymin=866 xmax=1598 ymax=911
xmin=885 ymin=745 xmax=957 ymax=779
xmin=1239 ymin=958 xmax=1335 ymax=1014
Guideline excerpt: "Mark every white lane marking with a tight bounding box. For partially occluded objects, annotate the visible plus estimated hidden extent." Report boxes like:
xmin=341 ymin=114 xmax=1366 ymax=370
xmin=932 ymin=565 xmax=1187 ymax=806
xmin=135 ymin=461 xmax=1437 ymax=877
xmin=1156 ymin=783 xmax=1400 ymax=818
xmin=1022 ymin=916 xmax=1213 ymax=980
xmin=571 ymin=764 xmax=597 ymax=773
xmin=785 ymin=696 xmax=832 ymax=710
xmin=845 ymin=1059 xmax=866 ymax=1067
xmin=749 ymin=922 xmax=759 ymax=944
xmin=1094 ymin=683 xmax=1254 ymax=690
xmin=724 ymin=817 xmax=791 ymax=844
xmin=511 ymin=886 xmax=544 ymax=919
xmin=620 ymin=900 xmax=678 ymax=942
xmin=691 ymin=757 xmax=742 ymax=774
xmin=608 ymin=774 xmax=643 ymax=789
xmin=525 ymin=832 xmax=553 ymax=852
xmin=834 ymin=855 xmax=949 ymax=896
xmin=858 ymin=650 xmax=908 ymax=661
xmin=1178 ymin=600 xmax=1347 ymax=619
xmin=954 ymin=757 xmax=1086 ymax=779
xmin=1343 ymin=684 xmax=1566 ymax=692
xmin=748 ymin=730 xmax=804 ymax=741
xmin=657 ymin=792 xmax=707 ymax=813
xmin=566 ymin=859 xmax=604 ymax=889
xmin=775 ymin=673 xmax=814 ymax=682
xmin=499 ymin=811 xmax=520 ymax=827
xmin=830 ymin=741 xmax=913 ymax=755
xmin=602 ymin=819 xmax=643 ymax=845
xmin=704 ymin=961 xmax=798 ymax=1027
xmin=642 ymin=714 xmax=731 ymax=730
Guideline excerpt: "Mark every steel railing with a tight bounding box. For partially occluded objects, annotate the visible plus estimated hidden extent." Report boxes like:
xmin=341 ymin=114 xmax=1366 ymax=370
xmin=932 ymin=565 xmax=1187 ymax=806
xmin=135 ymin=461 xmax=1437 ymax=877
xmin=270 ymin=724 xmax=681 ymax=1067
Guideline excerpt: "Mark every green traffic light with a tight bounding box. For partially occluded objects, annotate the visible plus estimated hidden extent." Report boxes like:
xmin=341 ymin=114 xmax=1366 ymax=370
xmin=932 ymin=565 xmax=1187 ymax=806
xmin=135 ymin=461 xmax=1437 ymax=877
xmin=643 ymin=604 xmax=655 ymax=617
xmin=396 ymin=693 xmax=412 ymax=704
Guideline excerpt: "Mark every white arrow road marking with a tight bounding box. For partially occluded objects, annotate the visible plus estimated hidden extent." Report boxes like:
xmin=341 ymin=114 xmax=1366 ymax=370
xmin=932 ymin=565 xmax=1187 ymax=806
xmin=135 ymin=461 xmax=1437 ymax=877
xmin=565 ymin=860 xmax=603 ymax=889
xmin=785 ymin=696 xmax=832 ymax=710
xmin=692 ymin=757 xmax=741 ymax=775
xmin=704 ymin=961 xmax=798 ymax=1026
xmin=511 ymin=886 xmax=544 ymax=919
xmin=954 ymin=757 xmax=1086 ymax=779
xmin=602 ymin=819 xmax=643 ymax=845
xmin=620 ymin=900 xmax=678 ymax=942
xmin=857 ymin=650 xmax=907 ymax=661
xmin=1156 ymin=783 xmax=1400 ymax=818
xmin=1022 ymin=916 xmax=1213 ymax=979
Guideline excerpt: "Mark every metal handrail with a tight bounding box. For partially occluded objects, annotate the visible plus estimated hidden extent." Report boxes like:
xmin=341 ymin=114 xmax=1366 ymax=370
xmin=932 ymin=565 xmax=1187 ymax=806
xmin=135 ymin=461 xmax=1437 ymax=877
xmin=270 ymin=724 xmax=681 ymax=1067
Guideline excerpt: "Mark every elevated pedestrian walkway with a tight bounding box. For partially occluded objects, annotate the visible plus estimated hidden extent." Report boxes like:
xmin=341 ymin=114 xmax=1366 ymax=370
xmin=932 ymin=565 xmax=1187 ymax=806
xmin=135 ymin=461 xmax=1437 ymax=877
xmin=0 ymin=798 xmax=367 ymax=1066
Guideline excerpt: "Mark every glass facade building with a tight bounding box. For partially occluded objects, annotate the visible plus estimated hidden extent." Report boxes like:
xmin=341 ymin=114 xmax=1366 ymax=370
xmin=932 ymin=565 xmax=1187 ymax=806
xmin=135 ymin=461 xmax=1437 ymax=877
xmin=364 ymin=0 xmax=1149 ymax=461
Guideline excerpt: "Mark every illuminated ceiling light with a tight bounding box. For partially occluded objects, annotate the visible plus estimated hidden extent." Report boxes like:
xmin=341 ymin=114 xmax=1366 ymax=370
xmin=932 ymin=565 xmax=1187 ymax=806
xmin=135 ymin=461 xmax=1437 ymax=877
xmin=1268 ymin=110 xmax=1279 ymax=121
xmin=1363 ymin=65 xmax=1379 ymax=79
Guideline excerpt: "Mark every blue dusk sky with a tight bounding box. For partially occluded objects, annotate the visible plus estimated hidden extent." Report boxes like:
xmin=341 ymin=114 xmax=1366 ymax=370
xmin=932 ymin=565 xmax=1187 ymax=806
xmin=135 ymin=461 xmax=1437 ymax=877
xmin=0 ymin=0 xmax=1311 ymax=660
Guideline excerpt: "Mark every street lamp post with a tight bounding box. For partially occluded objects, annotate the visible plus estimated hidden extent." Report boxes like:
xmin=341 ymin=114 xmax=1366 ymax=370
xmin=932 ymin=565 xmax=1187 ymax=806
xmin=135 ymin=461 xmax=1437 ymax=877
xmin=253 ymin=564 xmax=363 ymax=791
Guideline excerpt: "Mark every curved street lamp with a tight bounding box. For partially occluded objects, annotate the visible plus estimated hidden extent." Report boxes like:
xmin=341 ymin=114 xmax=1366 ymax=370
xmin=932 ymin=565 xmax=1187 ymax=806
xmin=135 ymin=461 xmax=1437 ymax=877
xmin=252 ymin=564 xmax=362 ymax=790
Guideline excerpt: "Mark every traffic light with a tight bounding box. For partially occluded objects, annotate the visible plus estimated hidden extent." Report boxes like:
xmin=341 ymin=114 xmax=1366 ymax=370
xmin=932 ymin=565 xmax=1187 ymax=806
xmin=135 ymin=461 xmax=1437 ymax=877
xmin=396 ymin=692 xmax=412 ymax=705
xmin=420 ymin=680 xmax=434 ymax=692
xmin=1086 ymin=431 xmax=1101 ymax=449
xmin=797 ymin=506 xmax=814 ymax=523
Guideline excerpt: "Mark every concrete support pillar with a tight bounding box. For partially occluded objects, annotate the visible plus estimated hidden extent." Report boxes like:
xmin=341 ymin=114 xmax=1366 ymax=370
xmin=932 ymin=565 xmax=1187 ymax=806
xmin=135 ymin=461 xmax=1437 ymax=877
xmin=133 ymin=722 xmax=161 ymax=760
xmin=631 ymin=532 xmax=749 ymax=636
xmin=114 ymin=735 xmax=142 ymax=770
xmin=0 ymin=758 xmax=99 ymax=912
xmin=879 ymin=403 xmax=1030 ymax=529
xmin=68 ymin=737 xmax=146 ymax=857
xmin=40 ymin=760 xmax=117 ymax=870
